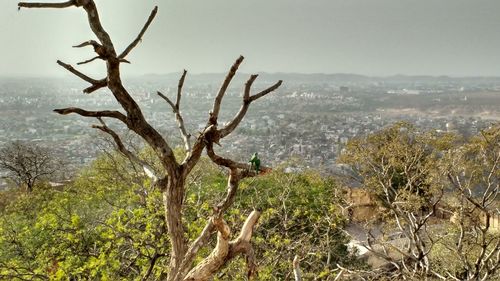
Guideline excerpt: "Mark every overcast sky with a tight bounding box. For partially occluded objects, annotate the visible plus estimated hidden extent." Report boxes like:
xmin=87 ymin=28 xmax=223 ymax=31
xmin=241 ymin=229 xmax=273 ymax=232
xmin=1 ymin=0 xmax=499 ymax=77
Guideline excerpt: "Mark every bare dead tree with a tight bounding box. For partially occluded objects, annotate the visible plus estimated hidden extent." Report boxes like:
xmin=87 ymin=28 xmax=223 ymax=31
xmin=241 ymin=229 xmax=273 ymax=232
xmin=0 ymin=141 xmax=61 ymax=192
xmin=18 ymin=1 xmax=282 ymax=280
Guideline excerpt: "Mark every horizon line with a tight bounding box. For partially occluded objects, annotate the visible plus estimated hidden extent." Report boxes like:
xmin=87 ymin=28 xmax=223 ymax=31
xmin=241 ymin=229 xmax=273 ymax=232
xmin=2 ymin=72 xmax=500 ymax=79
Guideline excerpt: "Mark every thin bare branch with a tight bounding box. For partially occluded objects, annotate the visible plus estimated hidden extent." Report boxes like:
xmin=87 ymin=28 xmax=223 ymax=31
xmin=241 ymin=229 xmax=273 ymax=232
xmin=18 ymin=1 xmax=75 ymax=9
xmin=249 ymin=79 xmax=283 ymax=102
xmin=217 ymin=75 xmax=257 ymax=138
xmin=157 ymin=71 xmax=191 ymax=154
xmin=157 ymin=91 xmax=176 ymax=109
xmin=176 ymin=70 xmax=187 ymax=109
xmin=53 ymin=107 xmax=127 ymax=123
xmin=73 ymin=40 xmax=100 ymax=49
xmin=158 ymin=90 xmax=191 ymax=154
xmin=83 ymin=79 xmax=107 ymax=94
xmin=73 ymin=39 xmax=109 ymax=58
xmin=92 ymin=118 xmax=158 ymax=180
xmin=208 ymin=55 xmax=244 ymax=125
xmin=119 ymin=58 xmax=131 ymax=64
xmin=77 ymin=56 xmax=102 ymax=65
xmin=219 ymin=76 xmax=281 ymax=138
xmin=118 ymin=6 xmax=158 ymax=59
xmin=57 ymin=60 xmax=100 ymax=84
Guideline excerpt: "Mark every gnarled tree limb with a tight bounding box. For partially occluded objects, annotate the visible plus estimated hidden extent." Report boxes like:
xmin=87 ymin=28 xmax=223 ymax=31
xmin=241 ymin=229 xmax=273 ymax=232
xmin=18 ymin=0 xmax=76 ymax=9
xmin=184 ymin=211 xmax=261 ymax=281
xmin=53 ymin=107 xmax=127 ymax=123
xmin=206 ymin=142 xmax=270 ymax=177
xmin=177 ymin=168 xmax=240 ymax=279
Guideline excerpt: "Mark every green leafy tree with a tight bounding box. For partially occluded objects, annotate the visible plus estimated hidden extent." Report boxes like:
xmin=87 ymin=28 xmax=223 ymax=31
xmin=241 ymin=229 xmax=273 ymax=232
xmin=338 ymin=122 xmax=452 ymax=279
xmin=0 ymin=150 xmax=354 ymax=280
xmin=432 ymin=124 xmax=500 ymax=281
xmin=338 ymin=122 xmax=500 ymax=281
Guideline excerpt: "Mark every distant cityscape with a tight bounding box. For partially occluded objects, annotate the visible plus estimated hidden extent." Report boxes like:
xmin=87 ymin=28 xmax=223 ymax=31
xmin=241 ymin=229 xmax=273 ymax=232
xmin=1 ymin=74 xmax=499 ymax=186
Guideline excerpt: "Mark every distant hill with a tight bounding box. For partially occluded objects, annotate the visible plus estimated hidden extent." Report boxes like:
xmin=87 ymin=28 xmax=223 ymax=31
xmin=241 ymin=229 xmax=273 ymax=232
xmin=132 ymin=72 xmax=500 ymax=85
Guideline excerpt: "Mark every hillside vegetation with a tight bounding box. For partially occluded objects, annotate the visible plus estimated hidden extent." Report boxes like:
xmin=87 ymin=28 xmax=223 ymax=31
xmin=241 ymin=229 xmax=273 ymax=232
xmin=1 ymin=123 xmax=499 ymax=280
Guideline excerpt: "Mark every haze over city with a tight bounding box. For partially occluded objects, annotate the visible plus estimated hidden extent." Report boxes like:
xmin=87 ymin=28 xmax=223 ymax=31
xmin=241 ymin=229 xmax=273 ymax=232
xmin=1 ymin=0 xmax=500 ymax=77
xmin=0 ymin=1 xmax=500 ymax=280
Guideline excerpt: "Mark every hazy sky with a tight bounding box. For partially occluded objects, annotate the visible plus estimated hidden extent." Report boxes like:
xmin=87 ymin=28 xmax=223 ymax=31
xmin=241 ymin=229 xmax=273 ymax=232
xmin=1 ymin=0 xmax=499 ymax=77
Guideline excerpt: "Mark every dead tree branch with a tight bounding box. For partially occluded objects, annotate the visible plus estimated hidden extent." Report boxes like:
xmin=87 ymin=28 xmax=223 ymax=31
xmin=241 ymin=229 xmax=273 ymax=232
xmin=53 ymin=107 xmax=127 ymax=122
xmin=118 ymin=6 xmax=158 ymax=60
xmin=77 ymin=56 xmax=102 ymax=65
xmin=293 ymin=255 xmax=302 ymax=281
xmin=56 ymin=60 xmax=100 ymax=84
xmin=83 ymin=79 xmax=107 ymax=94
xmin=184 ymin=211 xmax=261 ymax=281
xmin=92 ymin=118 xmax=158 ymax=180
xmin=219 ymin=75 xmax=282 ymax=138
xmin=157 ymin=70 xmax=191 ymax=155
xmin=208 ymin=56 xmax=244 ymax=126
xmin=18 ymin=0 xmax=76 ymax=9
xmin=57 ymin=60 xmax=107 ymax=93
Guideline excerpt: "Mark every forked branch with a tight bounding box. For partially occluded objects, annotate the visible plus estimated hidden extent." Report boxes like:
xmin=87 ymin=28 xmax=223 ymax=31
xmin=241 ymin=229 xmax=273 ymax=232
xmin=157 ymin=70 xmax=191 ymax=154
xmin=219 ymin=75 xmax=282 ymax=138
xmin=206 ymin=142 xmax=270 ymax=177
xmin=184 ymin=211 xmax=261 ymax=281
xmin=84 ymin=79 xmax=107 ymax=94
xmin=178 ymin=169 xmax=241 ymax=279
xmin=73 ymin=39 xmax=109 ymax=59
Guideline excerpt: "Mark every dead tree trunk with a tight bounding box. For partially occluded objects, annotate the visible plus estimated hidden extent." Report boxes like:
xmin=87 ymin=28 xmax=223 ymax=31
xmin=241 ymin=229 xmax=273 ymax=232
xmin=18 ymin=1 xmax=282 ymax=280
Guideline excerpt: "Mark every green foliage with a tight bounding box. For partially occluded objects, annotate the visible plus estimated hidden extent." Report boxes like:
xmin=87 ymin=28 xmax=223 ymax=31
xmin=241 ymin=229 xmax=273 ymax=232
xmin=0 ymin=150 xmax=352 ymax=280
xmin=339 ymin=122 xmax=455 ymax=211
xmin=216 ymin=169 xmax=356 ymax=280
xmin=338 ymin=122 xmax=500 ymax=280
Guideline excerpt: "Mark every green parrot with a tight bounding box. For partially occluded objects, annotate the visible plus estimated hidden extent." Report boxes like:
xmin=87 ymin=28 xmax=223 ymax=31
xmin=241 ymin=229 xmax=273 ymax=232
xmin=249 ymin=152 xmax=261 ymax=173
